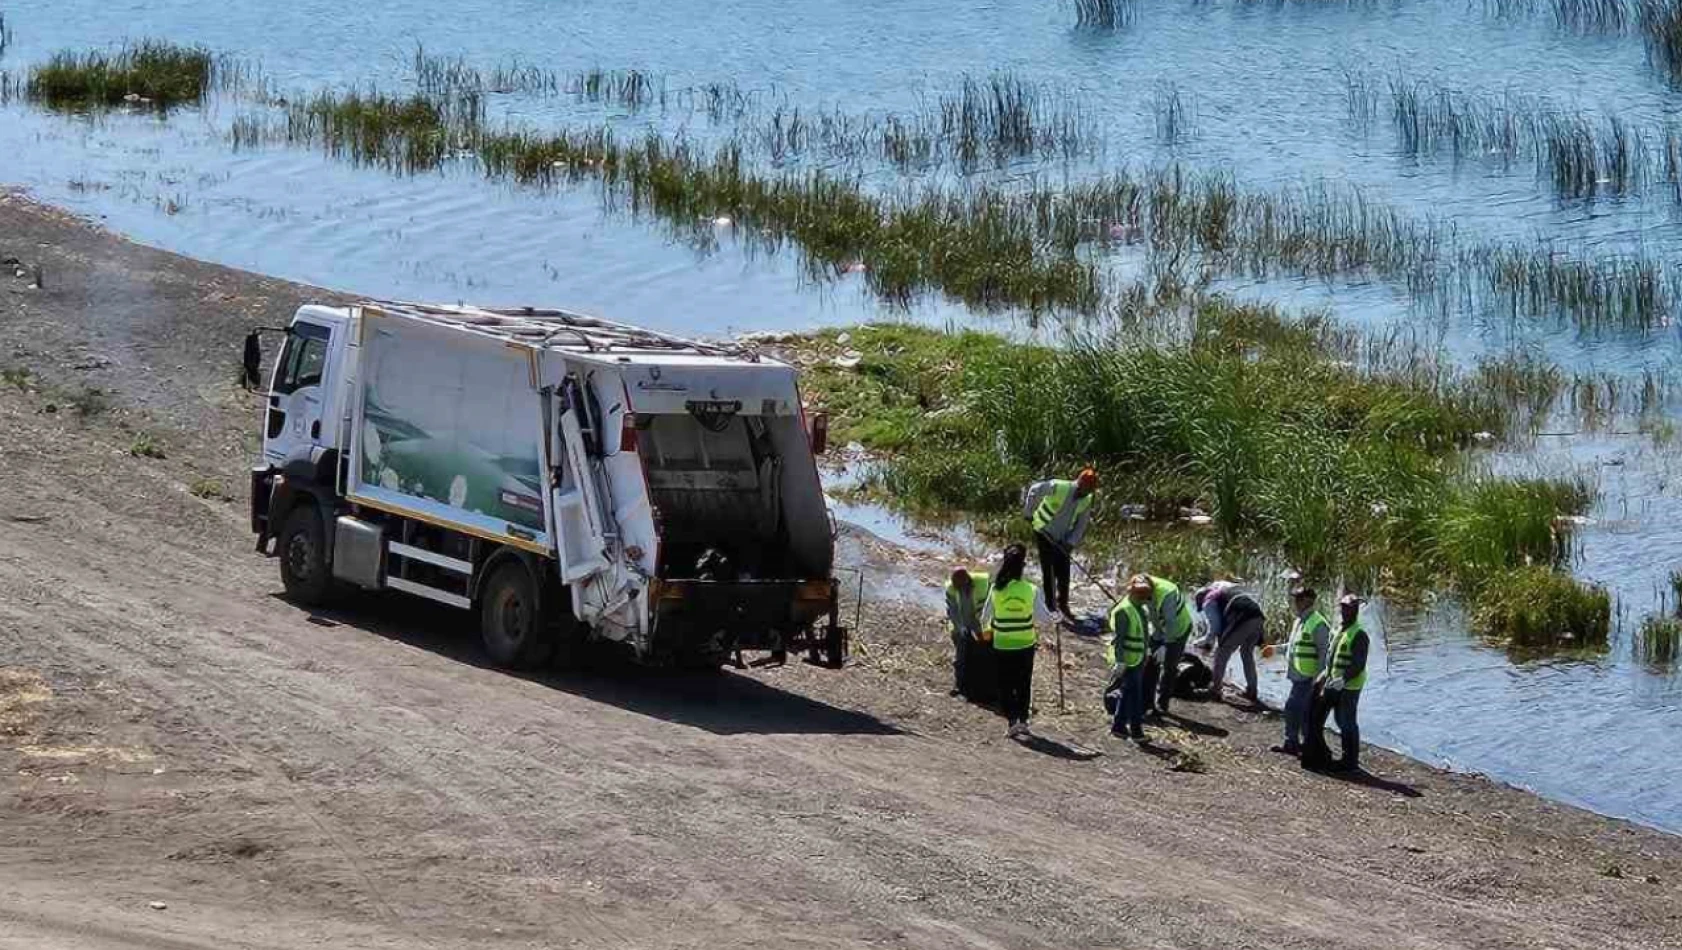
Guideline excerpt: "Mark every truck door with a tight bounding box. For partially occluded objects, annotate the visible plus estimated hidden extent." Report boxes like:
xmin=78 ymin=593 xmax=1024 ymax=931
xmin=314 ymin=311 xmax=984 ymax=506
xmin=552 ymin=375 xmax=610 ymax=584
xmin=262 ymin=320 xmax=334 ymax=466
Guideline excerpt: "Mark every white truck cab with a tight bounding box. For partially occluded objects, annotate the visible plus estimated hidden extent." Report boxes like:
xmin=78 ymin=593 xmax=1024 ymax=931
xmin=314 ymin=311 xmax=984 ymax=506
xmin=245 ymin=300 xmax=845 ymax=670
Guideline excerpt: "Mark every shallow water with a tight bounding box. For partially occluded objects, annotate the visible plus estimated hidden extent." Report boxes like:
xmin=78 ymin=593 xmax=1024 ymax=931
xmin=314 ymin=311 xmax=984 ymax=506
xmin=3 ymin=0 xmax=1681 ymax=831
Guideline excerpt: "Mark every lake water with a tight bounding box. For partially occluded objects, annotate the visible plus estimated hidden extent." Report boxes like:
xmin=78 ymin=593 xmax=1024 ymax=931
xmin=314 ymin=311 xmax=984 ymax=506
xmin=2 ymin=0 xmax=1680 ymax=831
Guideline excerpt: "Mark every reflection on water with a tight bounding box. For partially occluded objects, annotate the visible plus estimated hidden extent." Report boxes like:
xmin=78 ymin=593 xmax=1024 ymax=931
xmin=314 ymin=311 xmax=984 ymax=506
xmin=4 ymin=0 xmax=1682 ymax=830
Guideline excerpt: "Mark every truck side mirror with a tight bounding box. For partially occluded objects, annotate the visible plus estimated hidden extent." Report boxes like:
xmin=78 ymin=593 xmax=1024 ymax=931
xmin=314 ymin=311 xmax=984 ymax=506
xmin=241 ymin=331 xmax=263 ymax=391
xmin=809 ymin=411 xmax=829 ymax=455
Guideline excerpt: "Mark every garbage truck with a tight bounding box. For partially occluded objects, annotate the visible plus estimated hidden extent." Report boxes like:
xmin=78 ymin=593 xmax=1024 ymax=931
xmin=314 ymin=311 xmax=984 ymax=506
xmin=243 ymin=299 xmax=847 ymax=670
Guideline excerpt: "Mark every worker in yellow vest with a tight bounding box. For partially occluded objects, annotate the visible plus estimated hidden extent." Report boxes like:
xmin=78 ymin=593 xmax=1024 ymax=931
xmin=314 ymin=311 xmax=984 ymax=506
xmin=1022 ymin=468 xmax=1098 ymax=616
xmin=1305 ymin=594 xmax=1371 ymax=772
xmin=1272 ymin=585 xmax=1331 ymax=756
xmin=980 ymin=544 xmax=1056 ymax=738
xmin=1105 ymin=575 xmax=1155 ymax=743
xmin=1137 ymin=574 xmax=1194 ymax=715
xmin=944 ymin=567 xmax=991 ymax=698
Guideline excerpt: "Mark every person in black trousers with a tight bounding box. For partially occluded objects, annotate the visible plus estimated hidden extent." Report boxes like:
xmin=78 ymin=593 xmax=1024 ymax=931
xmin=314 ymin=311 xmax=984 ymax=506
xmin=980 ymin=544 xmax=1054 ymax=737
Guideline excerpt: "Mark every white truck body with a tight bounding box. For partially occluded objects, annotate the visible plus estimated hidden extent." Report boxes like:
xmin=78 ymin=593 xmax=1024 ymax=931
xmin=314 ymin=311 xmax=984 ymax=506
xmin=249 ymin=300 xmax=844 ymax=668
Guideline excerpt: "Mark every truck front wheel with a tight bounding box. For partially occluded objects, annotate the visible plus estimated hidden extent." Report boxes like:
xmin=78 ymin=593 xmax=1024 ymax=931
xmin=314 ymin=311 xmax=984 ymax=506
xmin=278 ymin=503 xmax=335 ymax=607
xmin=480 ymin=562 xmax=555 ymax=669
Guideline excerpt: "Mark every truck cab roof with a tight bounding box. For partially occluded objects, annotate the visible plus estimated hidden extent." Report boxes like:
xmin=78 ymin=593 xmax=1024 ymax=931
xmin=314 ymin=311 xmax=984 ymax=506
xmin=329 ymin=300 xmax=782 ymax=371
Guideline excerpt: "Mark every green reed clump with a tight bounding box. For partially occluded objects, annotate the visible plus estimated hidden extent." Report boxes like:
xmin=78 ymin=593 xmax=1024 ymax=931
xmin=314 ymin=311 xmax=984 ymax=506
xmin=277 ymin=89 xmax=484 ymax=173
xmin=1472 ymin=566 xmax=1610 ymax=650
xmin=1434 ymin=477 xmax=1590 ymax=588
xmin=1636 ymin=614 xmax=1682 ymax=666
xmin=412 ymin=51 xmax=1095 ymax=171
xmin=1152 ymin=81 xmax=1195 ymax=144
xmin=1353 ymin=72 xmax=1670 ymax=201
xmin=1073 ymin=0 xmax=1136 ymax=27
xmin=25 ymin=40 xmax=215 ymax=110
xmin=794 ymin=299 xmax=1591 ymax=584
xmin=475 ymin=127 xmax=1102 ymax=313
xmin=1641 ymin=0 xmax=1682 ymax=80
xmin=238 ymin=67 xmax=1679 ymax=328
xmin=1554 ymin=0 xmax=1634 ymax=30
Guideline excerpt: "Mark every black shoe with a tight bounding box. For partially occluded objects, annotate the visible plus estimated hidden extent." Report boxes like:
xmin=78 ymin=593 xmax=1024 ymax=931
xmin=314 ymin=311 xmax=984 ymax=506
xmin=1330 ymin=759 xmax=1360 ymax=773
xmin=948 ymin=688 xmax=962 ymax=697
xmin=1271 ymin=743 xmax=1301 ymax=756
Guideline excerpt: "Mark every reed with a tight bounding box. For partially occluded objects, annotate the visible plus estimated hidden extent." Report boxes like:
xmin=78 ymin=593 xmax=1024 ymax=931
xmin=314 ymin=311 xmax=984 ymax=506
xmin=1152 ymin=81 xmax=1195 ymax=144
xmin=1472 ymin=566 xmax=1611 ymax=650
xmin=1635 ymin=614 xmax=1681 ymax=666
xmin=0 ymin=12 xmax=12 ymax=61
xmin=1072 ymin=0 xmax=1137 ymax=28
xmin=1434 ymin=478 xmax=1589 ymax=588
xmin=1641 ymin=0 xmax=1682 ymax=79
xmin=227 ymin=66 xmax=1682 ymax=329
xmin=24 ymin=40 xmax=215 ymax=110
xmin=1554 ymin=0 xmax=1634 ymax=31
xmin=792 ymin=302 xmax=1602 ymax=595
xmin=414 ymin=52 xmax=1097 ymax=173
xmin=1357 ymin=73 xmax=1674 ymax=200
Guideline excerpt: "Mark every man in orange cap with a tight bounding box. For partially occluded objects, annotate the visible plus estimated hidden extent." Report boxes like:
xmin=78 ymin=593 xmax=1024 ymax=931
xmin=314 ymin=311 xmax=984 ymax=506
xmin=1022 ymin=468 xmax=1099 ymax=617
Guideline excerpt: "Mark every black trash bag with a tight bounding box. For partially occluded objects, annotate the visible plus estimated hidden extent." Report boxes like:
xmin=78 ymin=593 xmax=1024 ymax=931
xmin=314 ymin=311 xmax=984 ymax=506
xmin=1300 ymin=681 xmax=1336 ymax=770
xmin=1174 ymin=652 xmax=1214 ymax=699
xmin=959 ymin=636 xmax=999 ymax=705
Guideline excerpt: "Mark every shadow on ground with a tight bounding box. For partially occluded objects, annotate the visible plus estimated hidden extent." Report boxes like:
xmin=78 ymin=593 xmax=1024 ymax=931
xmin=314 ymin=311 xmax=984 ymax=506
xmin=277 ymin=592 xmax=902 ymax=738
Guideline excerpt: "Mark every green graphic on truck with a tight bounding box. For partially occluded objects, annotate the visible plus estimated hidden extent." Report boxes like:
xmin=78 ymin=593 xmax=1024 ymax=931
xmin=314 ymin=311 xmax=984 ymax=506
xmin=357 ymin=322 xmax=546 ymax=533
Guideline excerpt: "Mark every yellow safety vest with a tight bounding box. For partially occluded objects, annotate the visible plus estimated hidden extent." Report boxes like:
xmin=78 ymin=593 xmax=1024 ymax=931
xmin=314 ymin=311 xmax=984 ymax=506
xmin=1105 ymin=599 xmax=1147 ymax=668
xmin=1289 ymin=611 xmax=1329 ymax=678
xmin=989 ymin=580 xmax=1039 ymax=651
xmin=1151 ymin=576 xmax=1193 ymax=642
xmin=944 ymin=572 xmax=991 ymax=631
xmin=1329 ymin=620 xmax=1369 ymax=691
xmin=1031 ymin=480 xmax=1093 ymax=535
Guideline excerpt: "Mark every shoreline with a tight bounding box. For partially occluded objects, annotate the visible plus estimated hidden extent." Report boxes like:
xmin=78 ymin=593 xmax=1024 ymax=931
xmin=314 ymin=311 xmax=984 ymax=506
xmin=2 ymin=188 xmax=1680 ymax=948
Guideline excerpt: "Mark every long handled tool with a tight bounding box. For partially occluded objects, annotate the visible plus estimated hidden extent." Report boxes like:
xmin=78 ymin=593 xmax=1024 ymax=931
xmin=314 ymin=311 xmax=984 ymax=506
xmin=1039 ymin=533 xmax=1117 ymax=713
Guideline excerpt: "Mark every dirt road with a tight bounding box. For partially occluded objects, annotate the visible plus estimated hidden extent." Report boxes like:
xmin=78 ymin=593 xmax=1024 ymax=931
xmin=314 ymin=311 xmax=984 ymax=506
xmin=2 ymin=192 xmax=1679 ymax=949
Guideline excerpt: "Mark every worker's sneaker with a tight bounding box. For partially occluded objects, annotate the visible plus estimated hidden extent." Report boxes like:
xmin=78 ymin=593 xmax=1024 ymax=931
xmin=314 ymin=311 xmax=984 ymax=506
xmin=1008 ymin=721 xmax=1029 ymax=738
xmin=1271 ymin=742 xmax=1301 ymax=756
xmin=1129 ymin=731 xmax=1148 ymax=745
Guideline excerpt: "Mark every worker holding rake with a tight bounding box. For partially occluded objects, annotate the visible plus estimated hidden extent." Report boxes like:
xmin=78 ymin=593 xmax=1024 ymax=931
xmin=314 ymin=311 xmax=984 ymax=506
xmin=1023 ymin=468 xmax=1098 ymax=618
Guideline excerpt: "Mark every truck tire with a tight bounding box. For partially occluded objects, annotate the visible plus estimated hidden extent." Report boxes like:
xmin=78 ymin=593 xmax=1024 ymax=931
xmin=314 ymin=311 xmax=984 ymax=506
xmin=480 ymin=562 xmax=555 ymax=669
xmin=278 ymin=503 xmax=335 ymax=607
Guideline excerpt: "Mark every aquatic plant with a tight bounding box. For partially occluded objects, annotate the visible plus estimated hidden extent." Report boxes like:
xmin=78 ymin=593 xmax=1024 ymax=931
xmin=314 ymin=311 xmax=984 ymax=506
xmin=1641 ymin=0 xmax=1682 ymax=80
xmin=24 ymin=40 xmax=215 ymax=110
xmin=1152 ymin=81 xmax=1195 ymax=144
xmin=279 ymin=89 xmax=486 ymax=174
xmin=1434 ymin=478 xmax=1589 ymax=588
xmin=791 ymin=301 xmax=1600 ymax=589
xmin=0 ymin=12 xmax=12 ymax=61
xmin=1554 ymin=0 xmax=1634 ymax=31
xmin=1635 ymin=614 xmax=1680 ymax=666
xmin=1351 ymin=72 xmax=1678 ymax=201
xmin=1072 ymin=0 xmax=1136 ymax=28
xmin=1470 ymin=566 xmax=1611 ymax=650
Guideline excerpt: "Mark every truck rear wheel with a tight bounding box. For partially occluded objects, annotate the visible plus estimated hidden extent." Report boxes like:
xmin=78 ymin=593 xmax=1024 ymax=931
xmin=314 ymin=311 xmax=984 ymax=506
xmin=278 ymin=503 xmax=335 ymax=607
xmin=480 ymin=562 xmax=555 ymax=669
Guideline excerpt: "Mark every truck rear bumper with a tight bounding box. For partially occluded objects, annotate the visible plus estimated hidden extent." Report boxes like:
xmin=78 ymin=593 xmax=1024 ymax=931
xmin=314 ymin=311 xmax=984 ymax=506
xmin=652 ymin=578 xmax=846 ymax=665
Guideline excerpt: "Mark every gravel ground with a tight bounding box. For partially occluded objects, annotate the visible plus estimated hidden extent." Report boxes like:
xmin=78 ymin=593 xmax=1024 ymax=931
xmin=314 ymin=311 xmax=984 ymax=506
xmin=2 ymin=191 xmax=1680 ymax=949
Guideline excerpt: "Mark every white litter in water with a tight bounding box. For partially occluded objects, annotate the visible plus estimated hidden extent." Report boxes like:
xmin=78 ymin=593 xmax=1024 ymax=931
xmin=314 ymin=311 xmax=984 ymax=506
xmin=713 ymin=216 xmax=733 ymax=227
